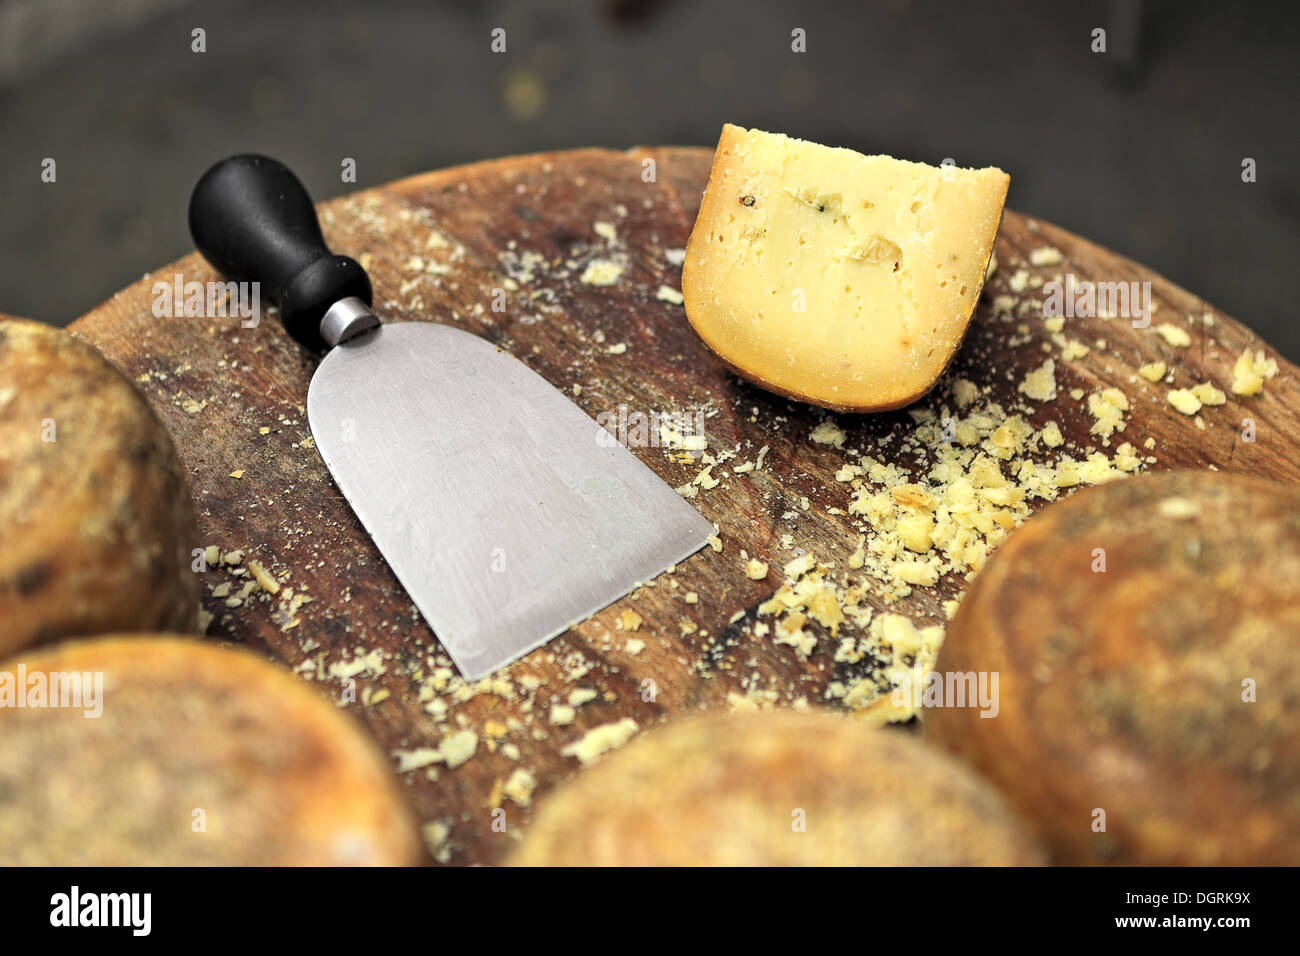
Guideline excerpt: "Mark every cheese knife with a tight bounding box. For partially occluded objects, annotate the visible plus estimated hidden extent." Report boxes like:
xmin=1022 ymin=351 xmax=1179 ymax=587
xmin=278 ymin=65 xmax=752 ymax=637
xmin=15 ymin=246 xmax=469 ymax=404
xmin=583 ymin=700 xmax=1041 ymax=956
xmin=188 ymin=155 xmax=712 ymax=680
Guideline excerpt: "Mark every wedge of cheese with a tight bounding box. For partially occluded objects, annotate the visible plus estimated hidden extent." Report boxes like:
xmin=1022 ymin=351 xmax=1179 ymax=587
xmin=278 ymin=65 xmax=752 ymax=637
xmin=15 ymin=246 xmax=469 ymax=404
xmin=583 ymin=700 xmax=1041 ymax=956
xmin=682 ymin=125 xmax=1009 ymax=412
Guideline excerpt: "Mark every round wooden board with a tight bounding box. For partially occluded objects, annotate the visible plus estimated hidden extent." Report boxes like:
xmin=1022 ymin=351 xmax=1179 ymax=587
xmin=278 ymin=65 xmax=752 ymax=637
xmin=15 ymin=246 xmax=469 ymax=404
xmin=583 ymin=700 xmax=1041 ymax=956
xmin=69 ymin=147 xmax=1300 ymax=865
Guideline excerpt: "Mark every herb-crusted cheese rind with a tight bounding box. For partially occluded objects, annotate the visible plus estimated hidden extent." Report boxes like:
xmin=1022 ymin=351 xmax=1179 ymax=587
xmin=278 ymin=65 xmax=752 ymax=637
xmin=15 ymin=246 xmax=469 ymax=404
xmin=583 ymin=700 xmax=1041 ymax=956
xmin=928 ymin=472 xmax=1300 ymax=866
xmin=0 ymin=319 xmax=200 ymax=658
xmin=0 ymin=636 xmax=425 ymax=865
xmin=682 ymin=125 xmax=1009 ymax=412
xmin=508 ymin=711 xmax=1045 ymax=866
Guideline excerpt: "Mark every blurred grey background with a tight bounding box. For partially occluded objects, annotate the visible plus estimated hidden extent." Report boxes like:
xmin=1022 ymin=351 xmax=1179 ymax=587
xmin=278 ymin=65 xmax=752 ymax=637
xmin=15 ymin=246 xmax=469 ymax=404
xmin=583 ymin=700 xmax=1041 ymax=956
xmin=1 ymin=0 xmax=1296 ymax=356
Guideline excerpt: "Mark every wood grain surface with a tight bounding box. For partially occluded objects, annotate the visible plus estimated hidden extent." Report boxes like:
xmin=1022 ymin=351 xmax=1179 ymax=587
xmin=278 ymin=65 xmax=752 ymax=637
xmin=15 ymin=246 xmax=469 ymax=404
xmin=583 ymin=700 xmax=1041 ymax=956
xmin=68 ymin=147 xmax=1300 ymax=865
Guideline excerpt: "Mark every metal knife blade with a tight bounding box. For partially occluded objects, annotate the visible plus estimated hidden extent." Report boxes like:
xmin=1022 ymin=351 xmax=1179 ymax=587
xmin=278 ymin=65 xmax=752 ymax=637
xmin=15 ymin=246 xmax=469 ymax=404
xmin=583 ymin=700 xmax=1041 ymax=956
xmin=307 ymin=321 xmax=713 ymax=680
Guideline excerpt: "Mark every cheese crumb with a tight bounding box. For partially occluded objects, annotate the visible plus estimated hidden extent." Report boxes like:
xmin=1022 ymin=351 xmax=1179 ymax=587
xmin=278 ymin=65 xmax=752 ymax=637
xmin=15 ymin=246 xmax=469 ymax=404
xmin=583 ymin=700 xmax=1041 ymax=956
xmin=502 ymin=768 xmax=537 ymax=806
xmin=1087 ymin=388 xmax=1129 ymax=439
xmin=393 ymin=748 xmax=443 ymax=773
xmin=897 ymin=514 xmax=934 ymax=553
xmin=1190 ymin=382 xmax=1226 ymax=406
xmin=659 ymin=423 xmax=708 ymax=451
xmin=1030 ymin=246 xmax=1063 ymax=266
xmin=893 ymin=560 xmax=939 ymax=586
xmin=783 ymin=553 xmax=816 ymax=578
xmin=1018 ymin=359 xmax=1057 ymax=402
xmin=1231 ymin=348 xmax=1279 ymax=396
xmin=1154 ymin=323 xmax=1192 ymax=348
xmin=561 ymin=718 xmax=639 ymax=766
xmin=567 ymin=687 xmax=598 ymax=707
xmin=247 ymin=559 xmax=280 ymax=595
xmin=951 ymin=378 xmax=980 ymax=407
xmin=580 ymin=259 xmax=624 ymax=286
xmin=811 ymin=420 xmax=847 ymax=447
xmin=745 ymin=559 xmax=769 ymax=580
xmin=1167 ymin=388 xmax=1202 ymax=415
xmin=422 ymin=821 xmax=451 ymax=863
xmin=1138 ymin=361 xmax=1167 ymax=383
xmin=655 ymin=284 xmax=684 ymax=305
xmin=1060 ymin=339 xmax=1090 ymax=361
xmin=439 ymin=730 xmax=478 ymax=770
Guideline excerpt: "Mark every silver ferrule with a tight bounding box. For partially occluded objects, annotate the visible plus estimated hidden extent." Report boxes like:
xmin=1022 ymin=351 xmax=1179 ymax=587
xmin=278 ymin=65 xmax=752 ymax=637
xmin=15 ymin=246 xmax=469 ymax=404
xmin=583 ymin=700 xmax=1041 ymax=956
xmin=320 ymin=296 xmax=381 ymax=347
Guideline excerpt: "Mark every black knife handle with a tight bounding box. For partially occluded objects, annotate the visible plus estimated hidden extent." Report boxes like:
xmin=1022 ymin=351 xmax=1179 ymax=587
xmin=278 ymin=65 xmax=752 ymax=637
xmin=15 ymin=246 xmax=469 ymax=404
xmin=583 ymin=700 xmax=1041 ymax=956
xmin=188 ymin=154 xmax=372 ymax=350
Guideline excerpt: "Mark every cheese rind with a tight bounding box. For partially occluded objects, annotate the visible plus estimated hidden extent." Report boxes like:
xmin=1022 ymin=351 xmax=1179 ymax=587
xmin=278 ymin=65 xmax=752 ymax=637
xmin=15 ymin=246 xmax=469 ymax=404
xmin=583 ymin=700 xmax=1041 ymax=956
xmin=0 ymin=318 xmax=199 ymax=658
xmin=682 ymin=125 xmax=1009 ymax=412
xmin=506 ymin=710 xmax=1046 ymax=865
xmin=0 ymin=637 xmax=425 ymax=865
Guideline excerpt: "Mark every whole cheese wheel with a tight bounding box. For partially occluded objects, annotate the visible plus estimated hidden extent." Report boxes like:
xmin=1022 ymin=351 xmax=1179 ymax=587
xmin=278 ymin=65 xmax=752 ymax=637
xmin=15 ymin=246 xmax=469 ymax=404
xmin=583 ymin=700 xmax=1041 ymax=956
xmin=0 ymin=319 xmax=199 ymax=656
xmin=508 ymin=709 xmax=1044 ymax=866
xmin=683 ymin=125 xmax=1008 ymax=412
xmin=927 ymin=471 xmax=1300 ymax=865
xmin=0 ymin=637 xmax=425 ymax=865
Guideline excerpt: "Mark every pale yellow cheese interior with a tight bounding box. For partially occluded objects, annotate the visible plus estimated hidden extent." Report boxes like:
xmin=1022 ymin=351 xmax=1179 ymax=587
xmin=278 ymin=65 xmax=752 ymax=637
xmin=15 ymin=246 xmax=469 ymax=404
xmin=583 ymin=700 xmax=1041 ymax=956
xmin=682 ymin=125 xmax=1009 ymax=411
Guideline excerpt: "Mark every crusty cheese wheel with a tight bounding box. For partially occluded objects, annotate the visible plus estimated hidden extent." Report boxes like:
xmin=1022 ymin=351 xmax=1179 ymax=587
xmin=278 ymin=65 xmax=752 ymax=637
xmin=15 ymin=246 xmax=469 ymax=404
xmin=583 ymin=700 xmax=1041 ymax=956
xmin=0 ymin=319 xmax=199 ymax=656
xmin=508 ymin=709 xmax=1044 ymax=866
xmin=0 ymin=637 xmax=424 ymax=865
xmin=927 ymin=470 xmax=1300 ymax=865
xmin=682 ymin=125 xmax=1008 ymax=412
